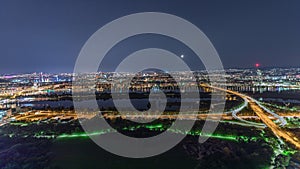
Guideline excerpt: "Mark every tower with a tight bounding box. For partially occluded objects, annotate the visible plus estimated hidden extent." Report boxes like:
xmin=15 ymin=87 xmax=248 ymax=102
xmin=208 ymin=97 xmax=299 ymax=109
xmin=255 ymin=63 xmax=263 ymax=93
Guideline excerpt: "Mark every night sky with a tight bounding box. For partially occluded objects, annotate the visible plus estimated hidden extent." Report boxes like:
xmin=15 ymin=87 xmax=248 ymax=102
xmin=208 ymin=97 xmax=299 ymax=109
xmin=0 ymin=0 xmax=300 ymax=74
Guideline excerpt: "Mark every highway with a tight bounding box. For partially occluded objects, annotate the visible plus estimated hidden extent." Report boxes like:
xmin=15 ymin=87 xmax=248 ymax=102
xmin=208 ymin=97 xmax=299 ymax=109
xmin=1 ymin=82 xmax=299 ymax=149
xmin=202 ymin=84 xmax=300 ymax=149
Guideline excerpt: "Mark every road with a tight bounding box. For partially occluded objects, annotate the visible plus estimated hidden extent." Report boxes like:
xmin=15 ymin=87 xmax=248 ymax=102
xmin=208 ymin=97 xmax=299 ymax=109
xmin=1 ymin=83 xmax=299 ymax=149
xmin=202 ymin=84 xmax=300 ymax=149
xmin=249 ymin=101 xmax=300 ymax=148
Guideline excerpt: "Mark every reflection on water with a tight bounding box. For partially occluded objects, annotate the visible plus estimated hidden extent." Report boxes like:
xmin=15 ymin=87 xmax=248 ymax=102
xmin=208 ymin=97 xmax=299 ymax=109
xmin=19 ymin=98 xmax=186 ymax=111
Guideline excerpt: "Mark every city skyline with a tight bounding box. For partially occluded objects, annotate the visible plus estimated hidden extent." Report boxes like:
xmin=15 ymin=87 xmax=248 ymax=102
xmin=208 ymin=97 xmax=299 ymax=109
xmin=1 ymin=1 xmax=300 ymax=168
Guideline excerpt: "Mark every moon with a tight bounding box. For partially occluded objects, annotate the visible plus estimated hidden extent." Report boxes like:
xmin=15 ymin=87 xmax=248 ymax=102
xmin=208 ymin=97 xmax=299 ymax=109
xmin=180 ymin=54 xmax=184 ymax=58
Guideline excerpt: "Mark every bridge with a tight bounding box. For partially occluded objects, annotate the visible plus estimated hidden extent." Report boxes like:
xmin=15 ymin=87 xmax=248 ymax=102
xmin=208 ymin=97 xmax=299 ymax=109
xmin=1 ymin=82 xmax=299 ymax=149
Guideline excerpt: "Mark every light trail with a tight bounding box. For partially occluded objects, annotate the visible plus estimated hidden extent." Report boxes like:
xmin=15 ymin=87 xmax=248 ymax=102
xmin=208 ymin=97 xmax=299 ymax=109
xmin=201 ymin=84 xmax=300 ymax=149
xmin=249 ymin=101 xmax=300 ymax=149
xmin=3 ymin=82 xmax=300 ymax=149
